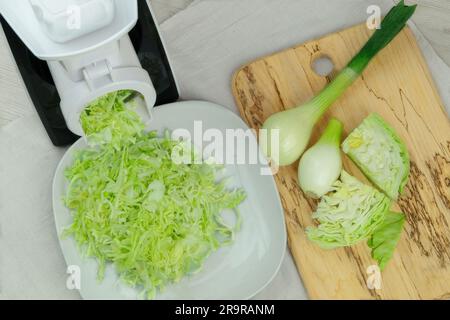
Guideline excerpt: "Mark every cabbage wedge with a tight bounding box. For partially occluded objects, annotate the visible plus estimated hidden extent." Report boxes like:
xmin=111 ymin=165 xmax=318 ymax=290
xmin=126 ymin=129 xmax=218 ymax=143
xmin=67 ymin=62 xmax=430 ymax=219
xmin=342 ymin=113 xmax=410 ymax=200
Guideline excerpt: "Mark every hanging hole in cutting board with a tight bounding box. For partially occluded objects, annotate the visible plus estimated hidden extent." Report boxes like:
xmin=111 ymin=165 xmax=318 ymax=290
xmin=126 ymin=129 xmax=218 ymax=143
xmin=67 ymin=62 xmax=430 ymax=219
xmin=311 ymin=55 xmax=335 ymax=77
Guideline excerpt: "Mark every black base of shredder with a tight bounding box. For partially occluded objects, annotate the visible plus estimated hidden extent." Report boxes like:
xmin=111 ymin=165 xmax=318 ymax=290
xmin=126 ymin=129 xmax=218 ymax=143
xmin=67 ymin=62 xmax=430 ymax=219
xmin=0 ymin=0 xmax=179 ymax=146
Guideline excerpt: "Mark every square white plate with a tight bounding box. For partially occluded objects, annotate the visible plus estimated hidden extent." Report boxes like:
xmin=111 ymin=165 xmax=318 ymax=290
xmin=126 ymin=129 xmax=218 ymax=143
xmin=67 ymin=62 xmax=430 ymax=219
xmin=52 ymin=101 xmax=286 ymax=299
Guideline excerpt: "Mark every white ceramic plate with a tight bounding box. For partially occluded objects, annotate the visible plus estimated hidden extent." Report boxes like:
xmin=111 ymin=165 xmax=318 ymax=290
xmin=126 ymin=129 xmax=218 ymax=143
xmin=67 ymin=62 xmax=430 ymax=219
xmin=52 ymin=101 xmax=286 ymax=299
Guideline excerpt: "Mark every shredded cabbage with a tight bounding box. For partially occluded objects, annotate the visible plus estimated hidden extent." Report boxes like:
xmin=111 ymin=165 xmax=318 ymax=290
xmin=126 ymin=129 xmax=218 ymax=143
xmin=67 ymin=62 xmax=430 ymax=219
xmin=80 ymin=90 xmax=144 ymax=149
xmin=342 ymin=113 xmax=410 ymax=200
xmin=64 ymin=91 xmax=246 ymax=299
xmin=307 ymin=171 xmax=391 ymax=249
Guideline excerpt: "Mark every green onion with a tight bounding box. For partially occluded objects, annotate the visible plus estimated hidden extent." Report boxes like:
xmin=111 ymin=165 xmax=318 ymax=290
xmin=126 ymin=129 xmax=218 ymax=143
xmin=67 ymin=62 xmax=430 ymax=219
xmin=298 ymin=118 xmax=343 ymax=198
xmin=260 ymin=1 xmax=416 ymax=166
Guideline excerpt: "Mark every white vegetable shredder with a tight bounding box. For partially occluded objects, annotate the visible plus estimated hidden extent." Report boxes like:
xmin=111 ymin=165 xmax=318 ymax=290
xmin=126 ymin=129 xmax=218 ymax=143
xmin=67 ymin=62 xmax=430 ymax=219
xmin=0 ymin=0 xmax=178 ymax=145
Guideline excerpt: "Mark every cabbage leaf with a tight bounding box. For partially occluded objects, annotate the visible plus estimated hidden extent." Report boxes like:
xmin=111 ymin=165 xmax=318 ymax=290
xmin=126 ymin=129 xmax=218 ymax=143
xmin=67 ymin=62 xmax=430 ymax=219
xmin=368 ymin=211 xmax=405 ymax=270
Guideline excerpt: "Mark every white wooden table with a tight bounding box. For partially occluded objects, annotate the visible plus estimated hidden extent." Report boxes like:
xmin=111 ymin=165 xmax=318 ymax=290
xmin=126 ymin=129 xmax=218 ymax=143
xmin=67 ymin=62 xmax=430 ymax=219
xmin=0 ymin=0 xmax=449 ymax=128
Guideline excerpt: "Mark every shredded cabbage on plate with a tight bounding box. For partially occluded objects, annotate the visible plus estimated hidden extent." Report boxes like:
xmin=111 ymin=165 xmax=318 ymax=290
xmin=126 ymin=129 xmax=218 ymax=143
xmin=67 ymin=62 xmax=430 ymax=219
xmin=342 ymin=113 xmax=410 ymax=200
xmin=307 ymin=171 xmax=391 ymax=249
xmin=64 ymin=91 xmax=246 ymax=299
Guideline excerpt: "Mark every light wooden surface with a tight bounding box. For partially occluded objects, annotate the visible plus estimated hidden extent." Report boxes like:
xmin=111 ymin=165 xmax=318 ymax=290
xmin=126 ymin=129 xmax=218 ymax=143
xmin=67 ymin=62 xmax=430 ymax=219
xmin=0 ymin=0 xmax=449 ymax=128
xmin=233 ymin=24 xmax=450 ymax=299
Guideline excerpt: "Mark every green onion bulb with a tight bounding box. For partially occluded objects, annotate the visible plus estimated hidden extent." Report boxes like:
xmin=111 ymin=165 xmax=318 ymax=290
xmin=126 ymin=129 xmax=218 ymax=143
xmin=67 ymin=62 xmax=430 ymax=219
xmin=298 ymin=118 xmax=343 ymax=198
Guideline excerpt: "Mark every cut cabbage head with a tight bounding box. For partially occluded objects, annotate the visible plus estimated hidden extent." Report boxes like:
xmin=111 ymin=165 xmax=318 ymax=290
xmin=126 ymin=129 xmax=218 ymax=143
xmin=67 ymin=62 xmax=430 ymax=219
xmin=342 ymin=113 xmax=410 ymax=200
xmin=307 ymin=171 xmax=391 ymax=249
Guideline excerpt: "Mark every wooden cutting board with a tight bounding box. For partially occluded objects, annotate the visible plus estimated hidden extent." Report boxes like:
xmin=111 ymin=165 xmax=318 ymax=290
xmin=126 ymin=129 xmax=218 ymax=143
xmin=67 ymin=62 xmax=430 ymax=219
xmin=232 ymin=24 xmax=450 ymax=300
